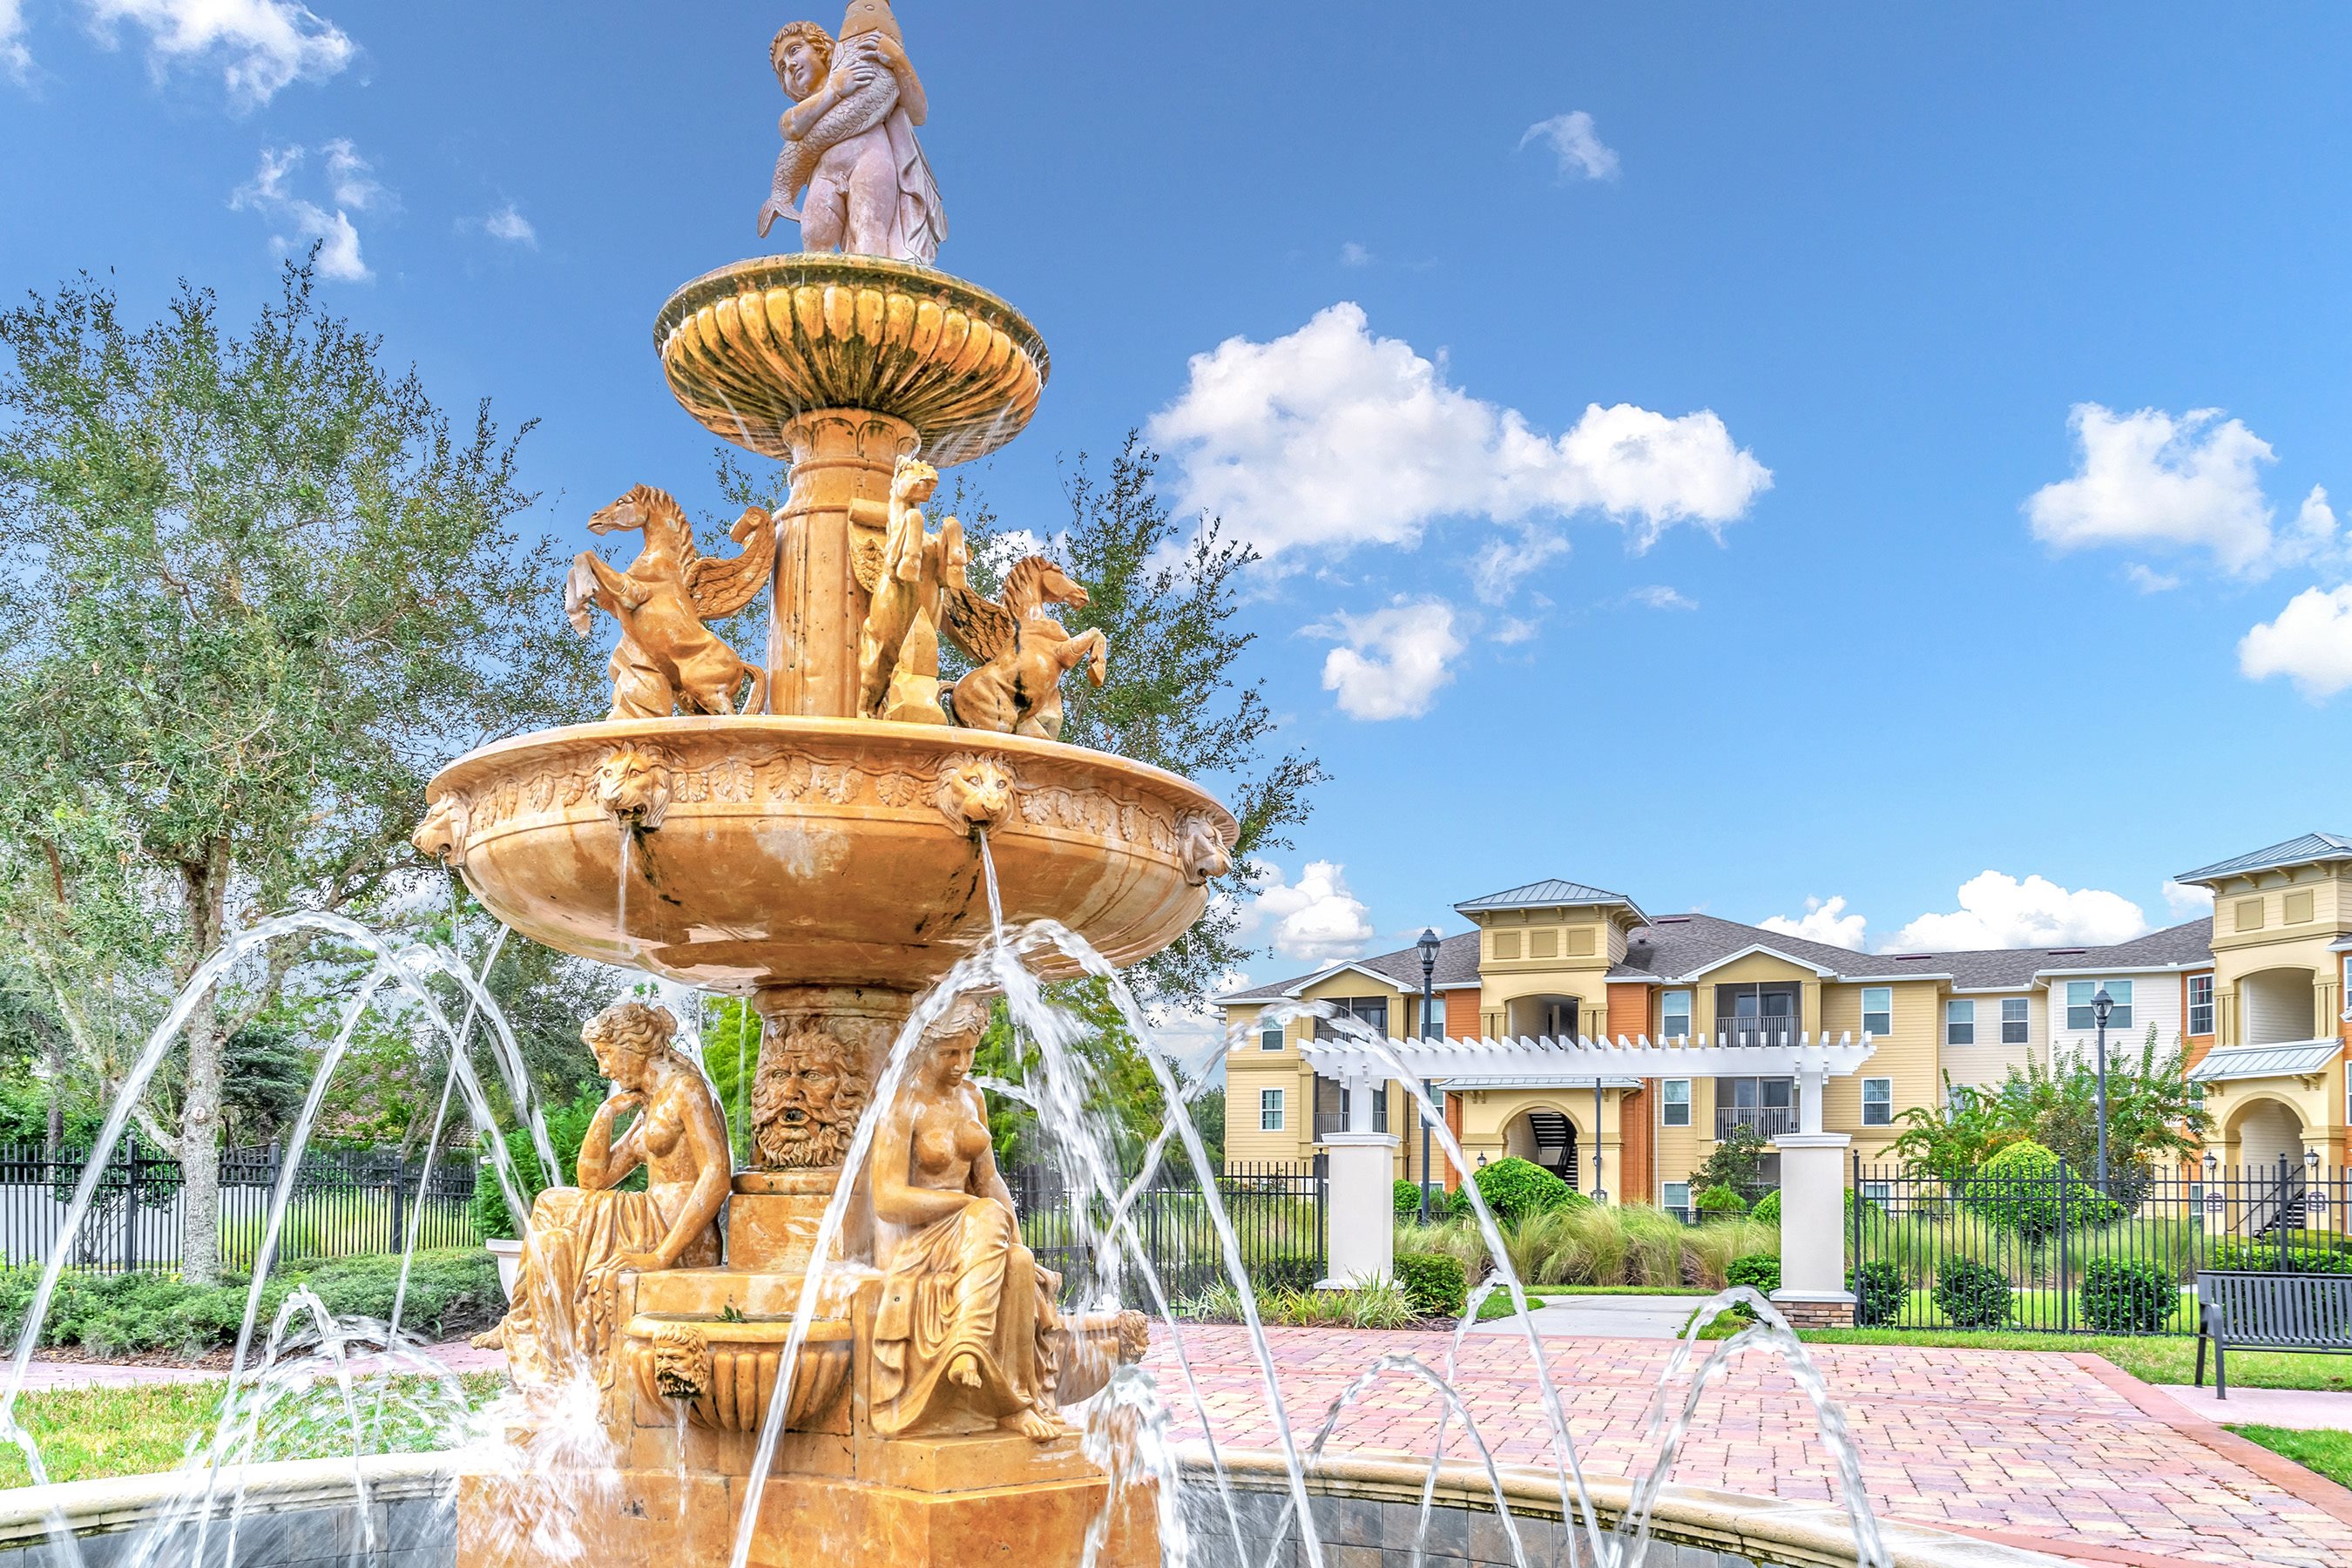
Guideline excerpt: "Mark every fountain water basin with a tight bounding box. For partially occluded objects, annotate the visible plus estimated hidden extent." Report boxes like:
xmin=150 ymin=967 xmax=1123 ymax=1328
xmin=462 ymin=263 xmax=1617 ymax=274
xmin=422 ymin=716 xmax=1234 ymax=995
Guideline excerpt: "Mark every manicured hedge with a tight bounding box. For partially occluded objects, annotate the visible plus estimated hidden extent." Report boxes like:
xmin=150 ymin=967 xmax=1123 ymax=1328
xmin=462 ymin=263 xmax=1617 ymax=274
xmin=1849 ymin=1260 xmax=1908 ymax=1327
xmin=1395 ymin=1251 xmax=1468 ymax=1319
xmin=1470 ymin=1158 xmax=1578 ymax=1225
xmin=1958 ymin=1141 xmax=2121 ymax=1240
xmin=1395 ymin=1179 xmax=1434 ymax=1221
xmin=1695 ymin=1185 xmax=1748 ymax=1218
xmin=1726 ymin=1253 xmax=1781 ymax=1318
xmin=1930 ymin=1258 xmax=2012 ymax=1328
xmin=2081 ymin=1257 xmax=2176 ymax=1334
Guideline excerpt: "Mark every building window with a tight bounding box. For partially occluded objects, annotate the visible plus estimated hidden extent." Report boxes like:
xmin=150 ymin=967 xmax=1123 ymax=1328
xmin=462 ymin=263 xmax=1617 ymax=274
xmin=1661 ymin=1182 xmax=1692 ymax=1223
xmin=1862 ymin=1078 xmax=1894 ymax=1125
xmin=2188 ymin=975 xmax=2214 ymax=1037
xmin=1862 ymin=987 xmax=1892 ymax=1037
xmin=1421 ymin=996 xmax=1446 ymax=1039
xmin=1260 ymin=1019 xmax=1284 ymax=1051
xmin=2001 ymin=997 xmax=2029 ymax=1044
xmin=1661 ymin=1079 xmax=1692 ymax=1127
xmin=1944 ymin=999 xmax=1976 ymax=1046
xmin=1259 ymin=1089 xmax=1284 ymax=1131
xmin=1325 ymin=997 xmax=1389 ymax=1037
xmin=2064 ymin=980 xmax=2132 ymax=1031
xmin=1661 ymin=990 xmax=1693 ymax=1041
xmin=1859 ymin=1180 xmax=1893 ymax=1205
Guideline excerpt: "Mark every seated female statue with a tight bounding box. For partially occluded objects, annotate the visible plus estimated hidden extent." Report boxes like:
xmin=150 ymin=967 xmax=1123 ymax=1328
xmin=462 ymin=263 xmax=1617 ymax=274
xmin=476 ymin=999 xmax=732 ymax=1386
xmin=867 ymin=994 xmax=1064 ymax=1441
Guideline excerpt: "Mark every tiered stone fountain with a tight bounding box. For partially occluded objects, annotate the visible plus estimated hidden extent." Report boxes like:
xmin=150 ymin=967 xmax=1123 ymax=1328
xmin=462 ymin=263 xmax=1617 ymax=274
xmin=411 ymin=8 xmax=1236 ymax=1563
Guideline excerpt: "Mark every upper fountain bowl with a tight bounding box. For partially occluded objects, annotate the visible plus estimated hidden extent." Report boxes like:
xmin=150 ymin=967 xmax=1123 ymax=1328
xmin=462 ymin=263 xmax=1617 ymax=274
xmin=418 ymin=717 xmax=1235 ymax=993
xmin=655 ymin=256 xmax=1049 ymax=467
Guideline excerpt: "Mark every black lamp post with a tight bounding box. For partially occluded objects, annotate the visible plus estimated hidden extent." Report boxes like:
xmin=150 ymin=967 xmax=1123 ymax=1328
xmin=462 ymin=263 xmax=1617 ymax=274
xmin=2091 ymin=983 xmax=2115 ymax=1193
xmin=1416 ymin=926 xmax=1440 ymax=1222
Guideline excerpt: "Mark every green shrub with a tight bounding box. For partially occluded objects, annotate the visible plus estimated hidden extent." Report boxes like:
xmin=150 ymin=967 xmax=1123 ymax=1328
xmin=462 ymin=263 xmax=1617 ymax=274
xmin=1725 ymin=1253 xmax=1780 ymax=1317
xmin=1395 ymin=1179 xmax=1435 ymax=1222
xmin=1930 ymin=1258 xmax=2012 ymax=1328
xmin=2208 ymin=1240 xmax=2352 ymax=1274
xmin=2081 ymin=1257 xmax=2176 ymax=1334
xmin=1395 ymin=1251 xmax=1468 ymax=1319
xmin=1247 ymin=1254 xmax=1323 ymax=1294
xmin=1959 ymin=1140 xmax=2120 ymax=1240
xmin=1750 ymin=1189 xmax=1781 ymax=1225
xmin=1849 ymin=1260 xmax=1908 ymax=1327
xmin=1694 ymin=1185 xmax=1748 ymax=1218
xmin=470 ymin=1092 xmax=610 ymax=1240
xmin=1471 ymin=1158 xmax=1578 ymax=1225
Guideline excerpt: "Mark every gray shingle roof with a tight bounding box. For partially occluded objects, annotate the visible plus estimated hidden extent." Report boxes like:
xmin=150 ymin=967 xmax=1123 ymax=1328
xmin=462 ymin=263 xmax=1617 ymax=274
xmin=2176 ymin=834 xmax=2352 ymax=884
xmin=1220 ymin=912 xmax=2219 ymax=1009
xmin=1453 ymin=879 xmax=1646 ymax=919
xmin=1216 ymin=930 xmax=1481 ymax=1004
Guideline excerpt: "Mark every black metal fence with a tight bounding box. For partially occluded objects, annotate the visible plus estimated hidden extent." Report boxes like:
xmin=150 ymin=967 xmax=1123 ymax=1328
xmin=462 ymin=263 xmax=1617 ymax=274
xmin=1007 ymin=1158 xmax=1326 ymax=1304
xmin=1849 ymin=1154 xmax=2346 ymax=1335
xmin=0 ymin=1137 xmax=478 ymax=1275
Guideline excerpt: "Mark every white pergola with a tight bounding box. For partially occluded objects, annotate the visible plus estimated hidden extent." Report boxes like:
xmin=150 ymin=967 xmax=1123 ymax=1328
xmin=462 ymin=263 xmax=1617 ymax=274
xmin=1297 ymin=1031 xmax=1879 ymax=1136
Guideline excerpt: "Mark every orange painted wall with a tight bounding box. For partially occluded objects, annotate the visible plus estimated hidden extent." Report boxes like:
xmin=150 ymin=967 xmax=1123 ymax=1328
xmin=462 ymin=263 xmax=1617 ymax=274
xmin=1605 ymin=983 xmax=1655 ymax=1042
xmin=1444 ymin=988 xmax=1482 ymax=1039
xmin=1619 ymin=1085 xmax=1653 ymax=1203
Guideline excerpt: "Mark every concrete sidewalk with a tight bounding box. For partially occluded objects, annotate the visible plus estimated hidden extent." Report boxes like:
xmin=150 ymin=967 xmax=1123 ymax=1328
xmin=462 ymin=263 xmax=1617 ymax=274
xmin=1468 ymin=1293 xmax=1707 ymax=1340
xmin=2157 ymin=1381 xmax=2352 ymax=1430
xmin=5 ymin=1339 xmax=504 ymax=1395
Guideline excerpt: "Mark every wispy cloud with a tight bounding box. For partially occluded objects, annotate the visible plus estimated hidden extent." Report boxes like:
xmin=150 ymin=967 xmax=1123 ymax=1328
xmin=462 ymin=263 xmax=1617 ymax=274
xmin=1627 ymin=585 xmax=1697 ymax=612
xmin=85 ymin=0 xmax=355 ymax=108
xmin=482 ymin=202 xmax=537 ymax=247
xmin=1519 ymin=111 xmax=1619 ymax=181
xmin=1339 ymin=240 xmax=1372 ymax=267
xmin=1 ymin=0 xmax=31 ymax=80
xmin=231 ymin=142 xmax=375 ymax=280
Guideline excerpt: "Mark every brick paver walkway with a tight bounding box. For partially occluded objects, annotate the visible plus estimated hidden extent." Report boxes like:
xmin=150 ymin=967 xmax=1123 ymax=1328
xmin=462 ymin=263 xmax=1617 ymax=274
xmin=1142 ymin=1326 xmax=2352 ymax=1568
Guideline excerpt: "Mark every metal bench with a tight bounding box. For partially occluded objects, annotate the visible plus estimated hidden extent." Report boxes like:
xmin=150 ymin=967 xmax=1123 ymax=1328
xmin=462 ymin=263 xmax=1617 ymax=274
xmin=2195 ymin=1269 xmax=2352 ymax=1396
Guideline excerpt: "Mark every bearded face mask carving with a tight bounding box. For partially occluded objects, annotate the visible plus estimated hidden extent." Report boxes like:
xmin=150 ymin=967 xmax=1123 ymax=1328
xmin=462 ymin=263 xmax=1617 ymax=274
xmin=752 ymin=1029 xmax=874 ymax=1167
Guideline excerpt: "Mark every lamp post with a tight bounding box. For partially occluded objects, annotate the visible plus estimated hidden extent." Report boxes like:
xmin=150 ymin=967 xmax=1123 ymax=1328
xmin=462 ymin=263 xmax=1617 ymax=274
xmin=1591 ymin=1076 xmax=1607 ymax=1205
xmin=2204 ymin=1151 xmax=2223 ymax=1221
xmin=1416 ymin=927 xmax=1441 ymax=1222
xmin=2091 ymin=983 xmax=2115 ymax=1193
xmin=2308 ymin=1146 xmax=2329 ymax=1227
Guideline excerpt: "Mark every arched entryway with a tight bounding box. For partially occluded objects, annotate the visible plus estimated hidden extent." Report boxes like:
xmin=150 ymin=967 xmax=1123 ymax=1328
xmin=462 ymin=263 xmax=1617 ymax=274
xmin=1503 ymin=1105 xmax=1579 ymax=1186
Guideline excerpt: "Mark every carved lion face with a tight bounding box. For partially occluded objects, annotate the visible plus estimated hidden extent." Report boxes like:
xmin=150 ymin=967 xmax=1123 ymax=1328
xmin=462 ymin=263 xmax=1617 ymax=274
xmin=411 ymin=794 xmax=467 ymax=865
xmin=595 ymin=746 xmax=672 ymax=829
xmin=936 ymin=756 xmax=1013 ymax=835
xmin=752 ymin=1029 xmax=873 ymax=1168
xmin=1178 ymin=814 xmax=1232 ymax=887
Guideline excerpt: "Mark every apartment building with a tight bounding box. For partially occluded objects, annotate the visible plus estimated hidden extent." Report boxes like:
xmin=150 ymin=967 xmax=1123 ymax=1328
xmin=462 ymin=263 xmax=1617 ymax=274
xmin=1215 ymin=836 xmax=2352 ymax=1210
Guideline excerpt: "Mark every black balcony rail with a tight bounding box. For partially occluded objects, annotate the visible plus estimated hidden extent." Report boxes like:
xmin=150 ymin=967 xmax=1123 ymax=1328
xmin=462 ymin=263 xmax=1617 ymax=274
xmin=1715 ymin=1105 xmax=1799 ymax=1141
xmin=1004 ymin=1157 xmax=1327 ymax=1303
xmin=0 ymin=1135 xmax=479 ymax=1274
xmin=1845 ymin=1153 xmax=2344 ymax=1336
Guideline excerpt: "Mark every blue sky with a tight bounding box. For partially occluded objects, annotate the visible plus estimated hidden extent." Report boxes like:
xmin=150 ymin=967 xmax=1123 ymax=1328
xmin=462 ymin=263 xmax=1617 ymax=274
xmin=8 ymin=3 xmax=2352 ymax=994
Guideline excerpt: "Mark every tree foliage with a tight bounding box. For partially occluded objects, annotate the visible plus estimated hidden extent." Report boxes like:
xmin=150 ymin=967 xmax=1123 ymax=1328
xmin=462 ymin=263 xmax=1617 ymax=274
xmin=949 ymin=436 xmax=1326 ymax=1009
xmin=0 ymin=261 xmax=600 ymax=1280
xmin=1891 ymin=1030 xmax=2210 ymax=1195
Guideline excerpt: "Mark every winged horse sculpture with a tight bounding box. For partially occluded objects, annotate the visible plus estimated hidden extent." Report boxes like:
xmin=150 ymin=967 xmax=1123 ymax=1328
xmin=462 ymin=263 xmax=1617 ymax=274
xmin=565 ymin=485 xmax=774 ymax=719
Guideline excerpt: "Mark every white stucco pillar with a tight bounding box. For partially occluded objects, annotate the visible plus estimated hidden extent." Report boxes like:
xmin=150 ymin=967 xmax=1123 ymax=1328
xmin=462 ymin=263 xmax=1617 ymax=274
xmin=1770 ymin=1131 xmax=1853 ymax=1325
xmin=1321 ymin=1073 xmax=1399 ymax=1288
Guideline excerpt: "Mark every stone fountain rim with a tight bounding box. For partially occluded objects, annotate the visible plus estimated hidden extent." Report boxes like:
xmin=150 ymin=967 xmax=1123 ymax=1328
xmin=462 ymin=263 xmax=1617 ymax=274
xmin=0 ymin=1448 xmax=2065 ymax=1568
xmin=652 ymin=252 xmax=1051 ymax=381
xmin=425 ymin=714 xmax=1238 ymax=838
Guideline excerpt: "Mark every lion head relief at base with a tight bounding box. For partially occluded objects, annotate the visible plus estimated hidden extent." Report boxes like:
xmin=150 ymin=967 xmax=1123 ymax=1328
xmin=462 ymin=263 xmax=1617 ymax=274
xmin=936 ymin=754 xmax=1013 ymax=836
xmin=1176 ymin=813 xmax=1233 ymax=887
xmin=412 ymin=794 xmax=470 ymax=866
xmin=595 ymin=744 xmax=675 ymax=830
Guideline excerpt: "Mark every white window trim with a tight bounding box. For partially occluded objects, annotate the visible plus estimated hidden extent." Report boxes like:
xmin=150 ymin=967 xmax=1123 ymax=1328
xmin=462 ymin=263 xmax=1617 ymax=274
xmin=2000 ymin=997 xmax=2030 ymax=1045
xmin=1660 ymin=990 xmax=1693 ymax=1041
xmin=1944 ymin=998 xmax=1976 ymax=1046
xmin=2188 ymin=974 xmax=2215 ymax=1037
xmin=1259 ymin=1088 xmax=1284 ymax=1131
xmin=1660 ymin=1078 xmax=1692 ymax=1127
xmin=1862 ymin=986 xmax=1892 ymax=1037
xmin=1861 ymin=1077 xmax=1894 ymax=1126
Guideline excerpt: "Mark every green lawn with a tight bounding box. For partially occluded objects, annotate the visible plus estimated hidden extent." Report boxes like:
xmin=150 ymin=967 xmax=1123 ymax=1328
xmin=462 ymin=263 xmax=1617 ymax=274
xmin=0 ymin=1374 xmax=504 ymax=1488
xmin=1784 ymin=1326 xmax=2352 ymax=1392
xmin=2227 ymin=1425 xmax=2352 ymax=1487
xmin=1869 ymin=1286 xmax=2199 ymax=1335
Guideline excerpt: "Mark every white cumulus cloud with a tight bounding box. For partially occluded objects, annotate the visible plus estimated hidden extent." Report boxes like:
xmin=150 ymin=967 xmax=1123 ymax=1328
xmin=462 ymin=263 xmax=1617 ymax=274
xmin=1147 ymin=302 xmax=1770 ymax=563
xmin=1237 ymin=861 xmax=1376 ymax=965
xmin=85 ymin=0 xmax=353 ymax=107
xmin=1519 ymin=110 xmax=1619 ymax=181
xmin=2240 ymin=585 xmax=2352 ymax=700
xmin=2 ymin=0 xmax=31 ymax=78
xmin=2163 ymin=881 xmax=2215 ymax=918
xmin=1314 ymin=599 xmax=1465 ymax=720
xmin=1761 ymin=896 xmax=1867 ymax=951
xmin=1628 ymin=585 xmax=1697 ymax=612
xmin=230 ymin=143 xmax=374 ymax=280
xmin=2024 ymin=402 xmax=2340 ymax=578
xmin=1888 ymin=871 xmax=2148 ymax=952
xmin=482 ymin=202 xmax=537 ymax=247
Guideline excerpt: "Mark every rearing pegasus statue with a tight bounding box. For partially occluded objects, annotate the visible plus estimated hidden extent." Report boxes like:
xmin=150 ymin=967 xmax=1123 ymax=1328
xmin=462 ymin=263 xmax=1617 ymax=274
xmin=566 ymin=485 xmax=775 ymax=719
xmin=939 ymin=557 xmax=1107 ymax=740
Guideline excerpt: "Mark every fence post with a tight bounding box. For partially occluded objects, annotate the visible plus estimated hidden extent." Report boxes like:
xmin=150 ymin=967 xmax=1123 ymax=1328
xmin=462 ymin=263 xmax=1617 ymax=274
xmin=120 ymin=1131 xmax=141 ymax=1275
xmin=1769 ymin=1129 xmax=1854 ymax=1328
xmin=389 ymin=1156 xmax=409 ymax=1256
xmin=2058 ymin=1157 xmax=2072 ymax=1334
xmin=1849 ymin=1152 xmax=1863 ymax=1328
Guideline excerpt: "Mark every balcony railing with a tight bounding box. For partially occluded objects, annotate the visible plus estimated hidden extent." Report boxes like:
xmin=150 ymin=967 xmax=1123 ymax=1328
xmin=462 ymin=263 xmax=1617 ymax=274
xmin=1718 ymin=1020 xmax=1801 ymax=1049
xmin=1716 ymin=1105 xmax=1798 ymax=1141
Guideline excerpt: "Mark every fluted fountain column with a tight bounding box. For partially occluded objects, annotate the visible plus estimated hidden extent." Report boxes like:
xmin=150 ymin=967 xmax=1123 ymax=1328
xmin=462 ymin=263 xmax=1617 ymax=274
xmin=765 ymin=411 xmax=917 ymax=717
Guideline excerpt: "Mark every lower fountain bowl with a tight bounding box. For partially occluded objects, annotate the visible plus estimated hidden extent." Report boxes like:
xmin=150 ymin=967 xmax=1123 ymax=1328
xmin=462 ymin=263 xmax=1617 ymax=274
xmin=419 ymin=717 xmax=1238 ymax=993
